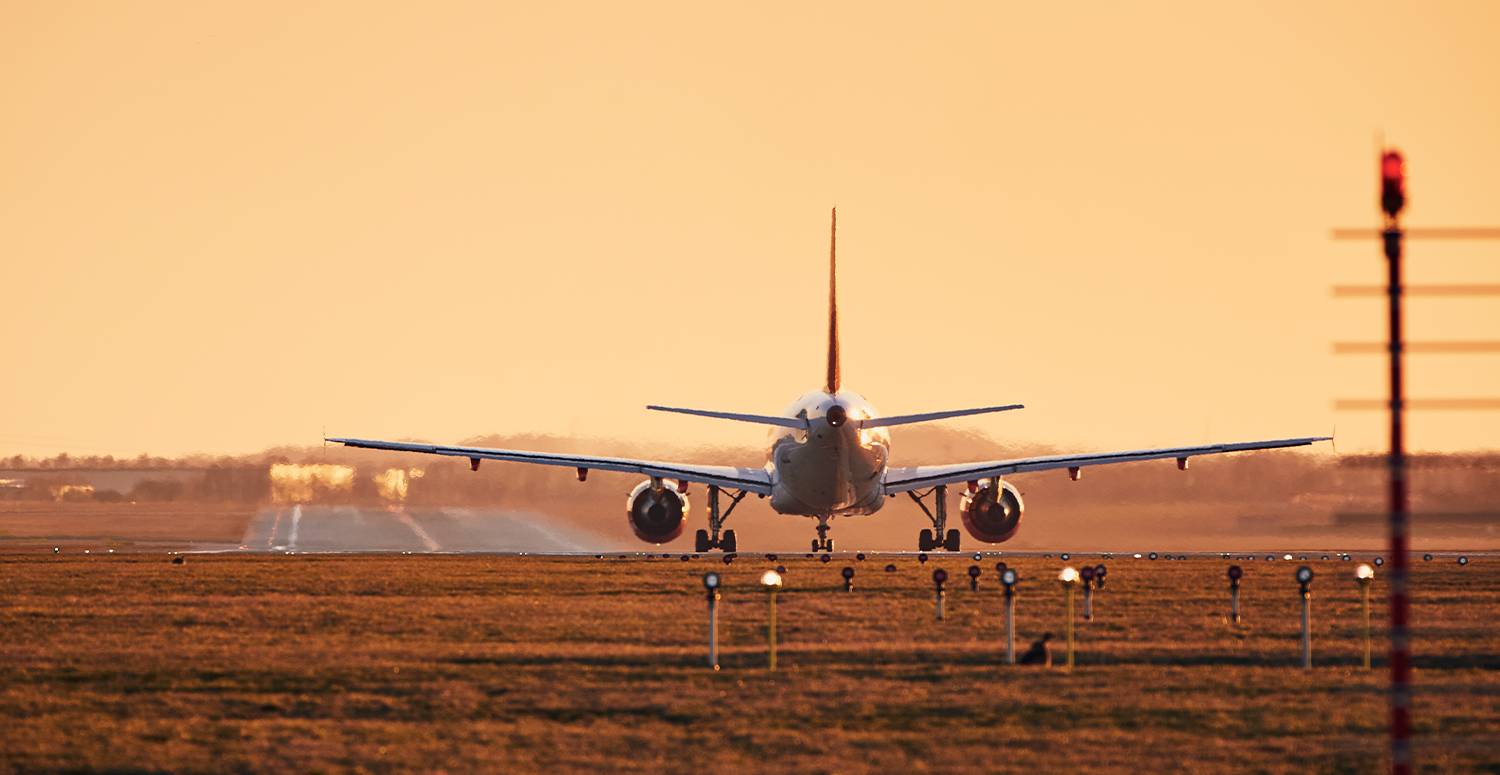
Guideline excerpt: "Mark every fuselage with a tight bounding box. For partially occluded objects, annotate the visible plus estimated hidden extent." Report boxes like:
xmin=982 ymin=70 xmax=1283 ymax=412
xmin=766 ymin=389 xmax=891 ymax=517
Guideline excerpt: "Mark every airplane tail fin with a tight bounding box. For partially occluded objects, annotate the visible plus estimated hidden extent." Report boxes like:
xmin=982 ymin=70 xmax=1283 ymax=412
xmin=826 ymin=207 xmax=840 ymax=394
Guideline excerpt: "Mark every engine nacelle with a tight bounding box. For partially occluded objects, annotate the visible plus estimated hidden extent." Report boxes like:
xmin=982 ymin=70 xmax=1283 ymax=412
xmin=959 ymin=479 xmax=1025 ymax=544
xmin=626 ymin=479 xmax=689 ymax=544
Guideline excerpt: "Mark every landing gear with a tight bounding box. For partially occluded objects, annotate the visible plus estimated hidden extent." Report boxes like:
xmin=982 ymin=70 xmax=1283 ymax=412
xmin=811 ymin=515 xmax=834 ymax=553
xmin=700 ymin=485 xmax=747 ymax=552
xmin=908 ymin=484 xmax=961 ymax=552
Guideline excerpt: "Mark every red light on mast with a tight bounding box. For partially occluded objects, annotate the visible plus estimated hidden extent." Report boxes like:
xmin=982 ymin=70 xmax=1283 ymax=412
xmin=1381 ymin=151 xmax=1406 ymax=218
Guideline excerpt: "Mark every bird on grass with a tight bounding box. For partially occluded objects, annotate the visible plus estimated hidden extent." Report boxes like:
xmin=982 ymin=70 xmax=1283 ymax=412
xmin=1018 ymin=632 xmax=1053 ymax=666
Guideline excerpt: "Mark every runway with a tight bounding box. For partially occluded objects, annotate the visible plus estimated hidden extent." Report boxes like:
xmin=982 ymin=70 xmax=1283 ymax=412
xmin=240 ymin=505 xmax=624 ymax=553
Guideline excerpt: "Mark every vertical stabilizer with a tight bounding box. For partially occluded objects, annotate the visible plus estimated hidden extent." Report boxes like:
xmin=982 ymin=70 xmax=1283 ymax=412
xmin=826 ymin=207 xmax=840 ymax=394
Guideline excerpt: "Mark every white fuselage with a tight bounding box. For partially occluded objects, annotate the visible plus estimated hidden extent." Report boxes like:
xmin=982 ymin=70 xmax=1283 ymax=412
xmin=766 ymin=390 xmax=891 ymax=518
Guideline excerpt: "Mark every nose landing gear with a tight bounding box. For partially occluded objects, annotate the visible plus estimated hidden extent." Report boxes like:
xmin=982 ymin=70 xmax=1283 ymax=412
xmin=811 ymin=515 xmax=835 ymax=553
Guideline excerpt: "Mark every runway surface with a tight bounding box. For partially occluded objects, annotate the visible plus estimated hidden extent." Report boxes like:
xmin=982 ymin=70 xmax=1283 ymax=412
xmin=240 ymin=505 xmax=625 ymax=554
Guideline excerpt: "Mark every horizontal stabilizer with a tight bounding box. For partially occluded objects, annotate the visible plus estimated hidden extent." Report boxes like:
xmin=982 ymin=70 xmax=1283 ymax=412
xmin=646 ymin=405 xmax=809 ymax=429
xmin=862 ymin=404 xmax=1024 ymax=429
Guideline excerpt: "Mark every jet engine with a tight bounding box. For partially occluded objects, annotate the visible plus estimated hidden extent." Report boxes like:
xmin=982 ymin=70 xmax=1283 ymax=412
xmin=626 ymin=479 xmax=689 ymax=544
xmin=959 ymin=479 xmax=1024 ymax=544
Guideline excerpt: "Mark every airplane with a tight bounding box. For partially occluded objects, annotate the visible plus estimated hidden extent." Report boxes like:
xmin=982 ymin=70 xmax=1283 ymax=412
xmin=329 ymin=209 xmax=1330 ymax=554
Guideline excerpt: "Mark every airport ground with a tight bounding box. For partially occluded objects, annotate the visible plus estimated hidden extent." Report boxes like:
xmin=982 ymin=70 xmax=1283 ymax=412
xmin=1 ymin=552 xmax=1496 ymax=774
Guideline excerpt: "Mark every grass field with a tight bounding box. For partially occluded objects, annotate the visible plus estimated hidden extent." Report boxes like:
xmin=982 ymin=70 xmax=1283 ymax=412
xmin=1 ymin=553 xmax=1496 ymax=774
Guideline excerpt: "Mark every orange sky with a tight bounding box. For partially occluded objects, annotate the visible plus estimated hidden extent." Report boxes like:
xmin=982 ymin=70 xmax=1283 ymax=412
xmin=2 ymin=2 xmax=1497 ymax=461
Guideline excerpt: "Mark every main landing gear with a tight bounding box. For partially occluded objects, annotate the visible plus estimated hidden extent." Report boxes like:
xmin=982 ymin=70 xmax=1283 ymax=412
xmin=811 ymin=515 xmax=835 ymax=553
xmin=908 ymin=484 xmax=961 ymax=552
xmin=695 ymin=485 xmax=748 ymax=553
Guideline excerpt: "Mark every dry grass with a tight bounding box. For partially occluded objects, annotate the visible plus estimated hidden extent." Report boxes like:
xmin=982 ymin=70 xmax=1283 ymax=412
xmin=0 ymin=553 xmax=1496 ymax=774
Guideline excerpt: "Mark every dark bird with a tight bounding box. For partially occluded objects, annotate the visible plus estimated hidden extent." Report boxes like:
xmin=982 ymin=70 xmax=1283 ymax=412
xmin=1018 ymin=632 xmax=1053 ymax=666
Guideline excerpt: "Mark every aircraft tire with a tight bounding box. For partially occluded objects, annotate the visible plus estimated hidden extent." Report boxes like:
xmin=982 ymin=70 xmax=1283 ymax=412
xmin=943 ymin=529 xmax=961 ymax=552
xmin=721 ymin=530 xmax=738 ymax=554
xmin=918 ymin=529 xmax=935 ymax=552
xmin=695 ymin=530 xmax=711 ymax=553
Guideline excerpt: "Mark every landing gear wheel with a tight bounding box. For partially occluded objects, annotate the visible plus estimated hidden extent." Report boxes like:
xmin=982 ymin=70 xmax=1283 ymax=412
xmin=826 ymin=539 xmax=835 ymax=553
xmin=721 ymin=529 xmax=737 ymax=554
xmin=812 ymin=539 xmax=821 ymax=552
xmin=695 ymin=529 xmax=711 ymax=553
xmin=918 ymin=529 xmax=935 ymax=552
xmin=943 ymin=529 xmax=961 ymax=552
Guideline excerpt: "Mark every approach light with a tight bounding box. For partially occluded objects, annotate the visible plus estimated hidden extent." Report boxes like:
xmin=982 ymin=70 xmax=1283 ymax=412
xmin=1459 ymin=556 xmax=1469 ymax=566
xmin=1133 ymin=553 xmax=1142 ymax=559
xmin=1296 ymin=566 xmax=1314 ymax=585
xmin=968 ymin=565 xmax=981 ymax=578
xmin=766 ymin=554 xmax=778 ymax=561
xmin=1061 ymin=553 xmax=1071 ymax=561
xmin=995 ymin=561 xmax=1008 ymax=575
xmin=885 ymin=564 xmax=898 ymax=573
xmin=1374 ymin=557 xmax=1384 ymax=567
xmin=1322 ymin=555 xmax=1330 ymax=561
xmin=1079 ymin=565 xmax=1095 ymax=582
xmin=933 ymin=568 xmax=948 ymax=585
xmin=704 ymin=572 xmax=721 ymax=590
xmin=918 ymin=553 xmax=929 ymax=564
xmin=1284 ymin=554 xmax=1293 ymax=561
xmin=1228 ymin=565 xmax=1243 ymax=581
xmin=973 ymin=553 xmax=982 ymax=561
xmin=1001 ymin=568 xmax=1019 ymax=586
xmin=1424 ymin=554 xmax=1433 ymax=561
xmin=842 ymin=566 xmax=855 ymax=580
xmin=1355 ymin=564 xmax=1374 ymax=581
xmin=856 ymin=553 xmax=866 ymax=561
xmin=681 ymin=555 xmax=691 ymax=562
xmin=760 ymin=570 xmax=782 ymax=587
xmin=1094 ymin=565 xmax=1108 ymax=582
xmin=1059 ymin=566 xmax=1079 ymax=584
xmin=775 ymin=565 xmax=786 ymax=574
xmin=1148 ymin=553 xmax=1158 ymax=560
xmin=1381 ymin=150 xmax=1406 ymax=218
xmin=820 ymin=554 xmax=831 ymax=563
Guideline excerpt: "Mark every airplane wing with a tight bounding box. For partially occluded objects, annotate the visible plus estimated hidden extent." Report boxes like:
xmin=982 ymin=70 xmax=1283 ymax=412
xmin=882 ymin=436 xmax=1331 ymax=493
xmin=326 ymin=437 xmax=773 ymax=494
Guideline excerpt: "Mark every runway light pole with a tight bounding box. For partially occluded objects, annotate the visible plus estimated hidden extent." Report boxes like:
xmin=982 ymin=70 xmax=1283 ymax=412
xmin=841 ymin=566 xmax=855 ymax=592
xmin=1079 ymin=565 xmax=1096 ymax=621
xmin=761 ymin=570 xmax=782 ymax=671
xmin=933 ymin=568 xmax=948 ymax=620
xmin=703 ymin=572 xmax=721 ymax=670
xmin=1356 ymin=563 xmax=1375 ymax=670
xmin=1228 ymin=565 xmax=1244 ymax=623
xmin=999 ymin=565 xmax=1018 ymax=664
xmin=1058 ymin=567 xmax=1079 ymax=669
xmin=1297 ymin=566 xmax=1315 ymax=669
xmin=968 ymin=564 xmax=982 ymax=592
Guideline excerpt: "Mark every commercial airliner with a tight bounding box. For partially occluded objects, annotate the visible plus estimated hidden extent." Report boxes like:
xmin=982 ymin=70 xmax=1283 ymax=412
xmin=330 ymin=210 xmax=1329 ymax=553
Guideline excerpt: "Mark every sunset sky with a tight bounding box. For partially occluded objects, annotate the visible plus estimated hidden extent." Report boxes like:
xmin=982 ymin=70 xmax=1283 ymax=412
xmin=3 ymin=2 xmax=1497 ymax=461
